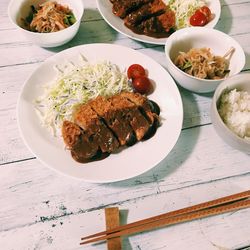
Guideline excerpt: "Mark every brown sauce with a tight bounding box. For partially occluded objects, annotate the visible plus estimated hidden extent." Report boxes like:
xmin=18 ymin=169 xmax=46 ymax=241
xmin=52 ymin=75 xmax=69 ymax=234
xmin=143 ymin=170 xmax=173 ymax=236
xmin=71 ymin=149 xmax=110 ymax=163
xmin=127 ymin=25 xmax=174 ymax=38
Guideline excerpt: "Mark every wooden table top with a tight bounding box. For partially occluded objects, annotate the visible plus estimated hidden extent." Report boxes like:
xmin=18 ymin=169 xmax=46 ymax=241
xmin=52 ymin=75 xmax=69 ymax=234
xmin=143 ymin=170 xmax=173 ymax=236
xmin=1 ymin=0 xmax=250 ymax=249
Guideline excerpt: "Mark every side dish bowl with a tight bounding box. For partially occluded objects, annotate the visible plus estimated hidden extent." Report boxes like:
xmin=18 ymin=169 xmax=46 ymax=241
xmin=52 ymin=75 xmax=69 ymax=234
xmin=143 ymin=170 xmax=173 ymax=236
xmin=8 ymin=0 xmax=84 ymax=47
xmin=165 ymin=27 xmax=245 ymax=93
xmin=211 ymin=73 xmax=250 ymax=153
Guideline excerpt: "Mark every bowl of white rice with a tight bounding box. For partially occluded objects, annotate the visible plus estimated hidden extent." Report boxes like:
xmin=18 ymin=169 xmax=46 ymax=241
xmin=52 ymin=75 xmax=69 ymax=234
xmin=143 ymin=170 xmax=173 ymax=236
xmin=211 ymin=73 xmax=250 ymax=153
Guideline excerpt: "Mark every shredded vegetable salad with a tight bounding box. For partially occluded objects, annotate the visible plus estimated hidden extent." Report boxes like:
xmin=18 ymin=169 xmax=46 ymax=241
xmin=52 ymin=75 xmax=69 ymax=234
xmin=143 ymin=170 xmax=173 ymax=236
xmin=167 ymin=0 xmax=207 ymax=29
xmin=174 ymin=48 xmax=231 ymax=79
xmin=35 ymin=57 xmax=133 ymax=136
xmin=24 ymin=1 xmax=76 ymax=33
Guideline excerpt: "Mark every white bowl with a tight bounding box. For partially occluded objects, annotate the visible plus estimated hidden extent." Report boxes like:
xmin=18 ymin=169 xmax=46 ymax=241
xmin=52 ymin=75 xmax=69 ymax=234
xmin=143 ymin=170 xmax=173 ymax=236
xmin=8 ymin=0 xmax=84 ymax=47
xmin=165 ymin=27 xmax=246 ymax=93
xmin=211 ymin=73 xmax=250 ymax=153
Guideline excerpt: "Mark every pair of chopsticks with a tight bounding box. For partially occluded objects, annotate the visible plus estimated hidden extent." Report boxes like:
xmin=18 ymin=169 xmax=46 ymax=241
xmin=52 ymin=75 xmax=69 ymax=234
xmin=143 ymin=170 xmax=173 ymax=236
xmin=80 ymin=190 xmax=250 ymax=245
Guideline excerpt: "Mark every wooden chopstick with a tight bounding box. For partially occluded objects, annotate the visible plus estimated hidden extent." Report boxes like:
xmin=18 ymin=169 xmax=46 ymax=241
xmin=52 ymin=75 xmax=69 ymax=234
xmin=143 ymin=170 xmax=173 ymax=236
xmin=81 ymin=190 xmax=250 ymax=241
xmin=80 ymin=190 xmax=250 ymax=245
xmin=80 ymin=198 xmax=250 ymax=245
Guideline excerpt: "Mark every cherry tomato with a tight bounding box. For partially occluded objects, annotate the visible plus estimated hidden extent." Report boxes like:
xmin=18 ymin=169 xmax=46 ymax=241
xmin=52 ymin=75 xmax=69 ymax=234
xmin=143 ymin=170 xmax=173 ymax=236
xmin=199 ymin=6 xmax=212 ymax=20
xmin=132 ymin=76 xmax=151 ymax=94
xmin=127 ymin=64 xmax=146 ymax=79
xmin=190 ymin=10 xmax=208 ymax=26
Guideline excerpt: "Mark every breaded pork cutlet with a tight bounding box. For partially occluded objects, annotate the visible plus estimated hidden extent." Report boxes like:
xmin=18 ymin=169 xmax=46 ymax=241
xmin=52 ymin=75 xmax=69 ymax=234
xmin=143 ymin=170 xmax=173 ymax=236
xmin=124 ymin=0 xmax=166 ymax=27
xmin=62 ymin=120 xmax=99 ymax=162
xmin=89 ymin=96 xmax=136 ymax=146
xmin=62 ymin=120 xmax=82 ymax=150
xmin=62 ymin=92 xmax=161 ymax=163
xmin=112 ymin=0 xmax=152 ymax=19
xmin=120 ymin=92 xmax=160 ymax=125
xmin=120 ymin=92 xmax=160 ymax=139
xmin=110 ymin=94 xmax=151 ymax=141
xmin=73 ymin=103 xmax=119 ymax=153
xmin=129 ymin=8 xmax=175 ymax=37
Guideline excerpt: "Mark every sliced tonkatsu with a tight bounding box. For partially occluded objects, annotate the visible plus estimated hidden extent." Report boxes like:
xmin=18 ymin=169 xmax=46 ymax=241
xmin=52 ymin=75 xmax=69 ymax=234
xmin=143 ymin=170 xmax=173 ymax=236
xmin=124 ymin=0 xmax=166 ymax=27
xmin=112 ymin=0 xmax=152 ymax=19
xmin=62 ymin=120 xmax=99 ymax=162
xmin=62 ymin=92 xmax=161 ymax=163
xmin=109 ymin=94 xmax=151 ymax=141
xmin=127 ymin=8 xmax=175 ymax=38
xmin=119 ymin=91 xmax=161 ymax=139
xmin=73 ymin=103 xmax=120 ymax=153
xmin=119 ymin=91 xmax=160 ymax=125
xmin=109 ymin=0 xmax=176 ymax=38
xmin=89 ymin=95 xmax=136 ymax=146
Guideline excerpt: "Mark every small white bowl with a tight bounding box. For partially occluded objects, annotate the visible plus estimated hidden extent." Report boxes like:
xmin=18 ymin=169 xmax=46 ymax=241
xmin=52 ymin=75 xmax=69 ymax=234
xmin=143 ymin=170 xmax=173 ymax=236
xmin=165 ymin=27 xmax=246 ymax=93
xmin=211 ymin=73 xmax=250 ymax=153
xmin=8 ymin=0 xmax=84 ymax=47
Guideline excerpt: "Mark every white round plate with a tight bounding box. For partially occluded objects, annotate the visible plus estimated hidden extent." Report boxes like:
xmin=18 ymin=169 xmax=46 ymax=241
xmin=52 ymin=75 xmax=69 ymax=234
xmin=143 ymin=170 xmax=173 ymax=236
xmin=96 ymin=0 xmax=221 ymax=45
xmin=17 ymin=44 xmax=183 ymax=183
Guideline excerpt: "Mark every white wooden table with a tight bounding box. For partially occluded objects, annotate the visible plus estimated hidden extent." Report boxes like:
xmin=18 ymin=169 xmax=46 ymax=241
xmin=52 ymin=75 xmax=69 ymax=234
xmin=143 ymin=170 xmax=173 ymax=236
xmin=1 ymin=0 xmax=250 ymax=249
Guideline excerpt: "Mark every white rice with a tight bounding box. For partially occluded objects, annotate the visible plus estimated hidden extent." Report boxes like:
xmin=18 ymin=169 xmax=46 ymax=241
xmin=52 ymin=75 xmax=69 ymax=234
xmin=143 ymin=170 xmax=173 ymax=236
xmin=218 ymin=88 xmax=250 ymax=139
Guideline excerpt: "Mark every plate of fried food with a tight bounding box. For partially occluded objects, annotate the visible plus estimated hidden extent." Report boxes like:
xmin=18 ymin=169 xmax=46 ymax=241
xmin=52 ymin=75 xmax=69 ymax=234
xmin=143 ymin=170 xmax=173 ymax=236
xmin=17 ymin=43 xmax=183 ymax=183
xmin=96 ymin=0 xmax=221 ymax=45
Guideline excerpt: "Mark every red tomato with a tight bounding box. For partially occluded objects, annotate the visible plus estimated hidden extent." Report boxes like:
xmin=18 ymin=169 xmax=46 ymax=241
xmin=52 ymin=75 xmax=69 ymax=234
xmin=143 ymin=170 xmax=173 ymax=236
xmin=199 ymin=6 xmax=212 ymax=20
xmin=190 ymin=10 xmax=208 ymax=26
xmin=127 ymin=64 xmax=146 ymax=79
xmin=132 ymin=76 xmax=151 ymax=94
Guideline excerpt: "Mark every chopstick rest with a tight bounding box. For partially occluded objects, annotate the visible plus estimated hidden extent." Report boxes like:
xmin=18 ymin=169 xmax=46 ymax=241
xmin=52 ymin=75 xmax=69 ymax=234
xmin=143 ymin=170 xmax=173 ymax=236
xmin=105 ymin=207 xmax=122 ymax=250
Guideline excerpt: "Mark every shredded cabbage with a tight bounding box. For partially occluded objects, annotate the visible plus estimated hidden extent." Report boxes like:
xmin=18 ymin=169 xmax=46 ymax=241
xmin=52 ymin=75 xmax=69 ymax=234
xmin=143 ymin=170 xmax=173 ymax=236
xmin=168 ymin=0 xmax=207 ymax=29
xmin=35 ymin=57 xmax=132 ymax=136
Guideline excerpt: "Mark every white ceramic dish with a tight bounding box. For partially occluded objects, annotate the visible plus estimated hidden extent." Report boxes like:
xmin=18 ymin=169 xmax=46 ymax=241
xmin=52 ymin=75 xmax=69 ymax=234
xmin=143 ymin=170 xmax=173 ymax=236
xmin=96 ymin=0 xmax=221 ymax=45
xmin=17 ymin=43 xmax=183 ymax=183
xmin=211 ymin=73 xmax=250 ymax=153
xmin=165 ymin=27 xmax=246 ymax=93
xmin=8 ymin=0 xmax=84 ymax=47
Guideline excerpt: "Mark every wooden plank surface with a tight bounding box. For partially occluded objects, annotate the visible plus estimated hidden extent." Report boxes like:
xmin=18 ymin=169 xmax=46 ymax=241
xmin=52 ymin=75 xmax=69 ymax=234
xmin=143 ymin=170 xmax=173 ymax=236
xmin=0 ymin=0 xmax=250 ymax=249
